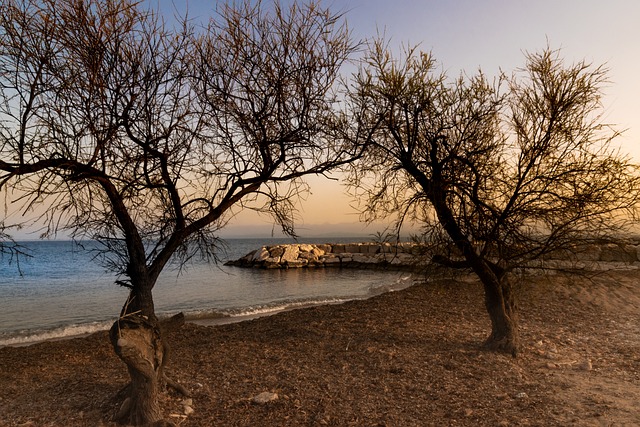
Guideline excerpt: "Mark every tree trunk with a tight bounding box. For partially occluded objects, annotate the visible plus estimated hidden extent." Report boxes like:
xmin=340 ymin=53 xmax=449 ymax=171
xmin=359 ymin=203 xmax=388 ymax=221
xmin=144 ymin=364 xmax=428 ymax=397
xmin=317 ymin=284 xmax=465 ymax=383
xmin=109 ymin=312 xmax=166 ymax=426
xmin=109 ymin=284 xmax=172 ymax=426
xmin=481 ymin=274 xmax=519 ymax=356
xmin=422 ymin=178 xmax=520 ymax=356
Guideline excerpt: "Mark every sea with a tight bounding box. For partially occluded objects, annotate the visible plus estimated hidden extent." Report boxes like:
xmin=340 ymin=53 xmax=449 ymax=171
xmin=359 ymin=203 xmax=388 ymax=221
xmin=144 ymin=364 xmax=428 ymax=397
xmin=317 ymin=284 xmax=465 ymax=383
xmin=0 ymin=238 xmax=413 ymax=347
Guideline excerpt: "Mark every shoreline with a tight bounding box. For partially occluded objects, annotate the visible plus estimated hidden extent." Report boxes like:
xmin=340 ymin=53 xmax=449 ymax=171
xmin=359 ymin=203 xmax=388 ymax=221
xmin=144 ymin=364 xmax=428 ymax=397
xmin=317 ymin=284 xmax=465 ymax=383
xmin=0 ymin=280 xmax=414 ymax=348
xmin=1 ymin=270 xmax=639 ymax=426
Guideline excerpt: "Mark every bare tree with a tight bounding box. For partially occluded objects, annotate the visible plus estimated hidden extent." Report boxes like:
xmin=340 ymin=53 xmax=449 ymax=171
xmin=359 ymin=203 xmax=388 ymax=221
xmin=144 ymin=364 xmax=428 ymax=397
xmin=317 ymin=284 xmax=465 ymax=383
xmin=346 ymin=40 xmax=640 ymax=356
xmin=0 ymin=0 xmax=355 ymax=424
xmin=0 ymin=223 xmax=21 ymax=258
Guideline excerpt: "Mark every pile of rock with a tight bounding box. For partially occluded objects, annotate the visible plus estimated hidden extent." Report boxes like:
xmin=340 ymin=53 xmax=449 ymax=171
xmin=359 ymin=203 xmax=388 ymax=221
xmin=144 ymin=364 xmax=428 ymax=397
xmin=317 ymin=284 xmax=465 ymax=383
xmin=225 ymin=240 xmax=640 ymax=271
xmin=554 ymin=242 xmax=640 ymax=263
xmin=536 ymin=242 xmax=640 ymax=271
xmin=224 ymin=242 xmax=428 ymax=270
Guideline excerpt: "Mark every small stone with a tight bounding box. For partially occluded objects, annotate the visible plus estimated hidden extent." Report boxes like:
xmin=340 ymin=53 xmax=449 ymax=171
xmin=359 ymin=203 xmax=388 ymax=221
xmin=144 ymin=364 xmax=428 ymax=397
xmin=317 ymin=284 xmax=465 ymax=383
xmin=515 ymin=392 xmax=528 ymax=399
xmin=544 ymin=352 xmax=560 ymax=360
xmin=252 ymin=391 xmax=279 ymax=404
xmin=183 ymin=405 xmax=195 ymax=416
xmin=579 ymin=359 xmax=592 ymax=371
xmin=182 ymin=398 xmax=193 ymax=407
xmin=546 ymin=362 xmax=558 ymax=369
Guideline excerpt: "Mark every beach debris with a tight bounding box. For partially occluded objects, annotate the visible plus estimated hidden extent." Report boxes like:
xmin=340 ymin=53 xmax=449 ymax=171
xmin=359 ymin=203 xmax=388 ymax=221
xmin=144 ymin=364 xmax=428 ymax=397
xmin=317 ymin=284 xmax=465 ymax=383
xmin=578 ymin=358 xmax=593 ymax=371
xmin=252 ymin=391 xmax=279 ymax=404
xmin=183 ymin=398 xmax=195 ymax=415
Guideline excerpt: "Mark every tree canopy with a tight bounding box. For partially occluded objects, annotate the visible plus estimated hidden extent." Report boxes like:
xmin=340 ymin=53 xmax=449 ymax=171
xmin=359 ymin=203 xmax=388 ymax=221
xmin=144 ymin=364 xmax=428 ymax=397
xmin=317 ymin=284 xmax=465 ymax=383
xmin=345 ymin=40 xmax=640 ymax=354
xmin=0 ymin=0 xmax=356 ymax=423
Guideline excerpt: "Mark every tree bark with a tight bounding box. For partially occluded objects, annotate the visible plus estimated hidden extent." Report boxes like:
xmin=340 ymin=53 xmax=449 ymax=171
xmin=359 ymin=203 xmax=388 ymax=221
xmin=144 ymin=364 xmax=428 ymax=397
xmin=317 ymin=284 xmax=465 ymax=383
xmin=481 ymin=274 xmax=519 ymax=356
xmin=109 ymin=313 xmax=166 ymax=426
xmin=109 ymin=283 xmax=174 ymax=426
xmin=422 ymin=174 xmax=520 ymax=356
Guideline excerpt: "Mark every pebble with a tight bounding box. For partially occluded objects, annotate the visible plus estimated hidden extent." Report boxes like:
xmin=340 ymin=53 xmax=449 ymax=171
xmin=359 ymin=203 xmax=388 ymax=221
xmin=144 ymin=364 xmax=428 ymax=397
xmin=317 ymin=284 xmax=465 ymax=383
xmin=578 ymin=359 xmax=592 ymax=371
xmin=252 ymin=391 xmax=279 ymax=404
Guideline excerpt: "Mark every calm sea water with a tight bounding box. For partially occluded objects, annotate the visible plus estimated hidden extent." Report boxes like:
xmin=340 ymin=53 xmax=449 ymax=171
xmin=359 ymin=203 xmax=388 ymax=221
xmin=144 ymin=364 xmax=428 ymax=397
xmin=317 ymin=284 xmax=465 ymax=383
xmin=0 ymin=238 xmax=412 ymax=346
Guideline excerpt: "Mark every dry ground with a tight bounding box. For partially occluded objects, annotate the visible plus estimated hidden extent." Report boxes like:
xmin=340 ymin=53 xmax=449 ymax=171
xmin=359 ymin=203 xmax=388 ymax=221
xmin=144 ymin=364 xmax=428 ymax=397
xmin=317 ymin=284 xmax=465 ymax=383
xmin=1 ymin=269 xmax=639 ymax=426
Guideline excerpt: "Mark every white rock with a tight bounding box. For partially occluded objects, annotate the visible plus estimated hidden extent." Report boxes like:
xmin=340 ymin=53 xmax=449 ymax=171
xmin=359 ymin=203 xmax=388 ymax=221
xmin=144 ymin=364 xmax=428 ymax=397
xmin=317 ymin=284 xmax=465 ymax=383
xmin=252 ymin=391 xmax=279 ymax=404
xmin=299 ymin=244 xmax=314 ymax=252
xmin=252 ymin=247 xmax=270 ymax=262
xmin=281 ymin=245 xmax=300 ymax=263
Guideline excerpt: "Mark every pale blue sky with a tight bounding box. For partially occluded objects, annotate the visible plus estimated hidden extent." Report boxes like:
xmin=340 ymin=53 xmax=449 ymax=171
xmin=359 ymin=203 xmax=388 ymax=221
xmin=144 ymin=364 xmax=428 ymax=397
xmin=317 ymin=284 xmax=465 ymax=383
xmin=152 ymin=0 xmax=640 ymax=149
xmin=150 ymin=0 xmax=639 ymax=233
xmin=6 ymin=1 xmax=640 ymax=238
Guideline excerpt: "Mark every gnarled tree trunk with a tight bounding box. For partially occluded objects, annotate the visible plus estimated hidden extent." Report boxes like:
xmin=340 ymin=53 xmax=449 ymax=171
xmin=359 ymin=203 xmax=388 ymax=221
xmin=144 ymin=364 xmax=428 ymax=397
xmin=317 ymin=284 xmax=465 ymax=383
xmin=109 ymin=312 xmax=166 ymax=426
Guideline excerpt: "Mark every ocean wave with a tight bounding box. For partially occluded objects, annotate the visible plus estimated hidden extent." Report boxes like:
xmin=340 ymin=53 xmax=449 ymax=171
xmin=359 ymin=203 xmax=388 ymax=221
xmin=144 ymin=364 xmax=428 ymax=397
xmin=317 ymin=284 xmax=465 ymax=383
xmin=0 ymin=320 xmax=113 ymax=347
xmin=1 ymin=276 xmax=417 ymax=347
xmin=367 ymin=274 xmax=414 ymax=295
xmin=0 ymin=299 xmax=350 ymax=347
xmin=216 ymin=297 xmax=354 ymax=318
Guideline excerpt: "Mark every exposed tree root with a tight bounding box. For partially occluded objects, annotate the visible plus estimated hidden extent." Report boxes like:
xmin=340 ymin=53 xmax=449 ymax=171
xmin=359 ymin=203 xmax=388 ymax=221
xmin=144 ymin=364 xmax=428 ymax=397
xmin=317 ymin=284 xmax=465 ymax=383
xmin=483 ymin=334 xmax=519 ymax=357
xmin=164 ymin=374 xmax=190 ymax=397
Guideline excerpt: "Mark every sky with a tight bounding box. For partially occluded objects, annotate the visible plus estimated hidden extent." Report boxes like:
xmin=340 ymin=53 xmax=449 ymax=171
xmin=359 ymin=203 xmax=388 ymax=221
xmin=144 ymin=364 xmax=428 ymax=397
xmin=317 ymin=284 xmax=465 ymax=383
xmin=5 ymin=0 xmax=640 ymax=238
xmin=186 ymin=0 xmax=639 ymax=236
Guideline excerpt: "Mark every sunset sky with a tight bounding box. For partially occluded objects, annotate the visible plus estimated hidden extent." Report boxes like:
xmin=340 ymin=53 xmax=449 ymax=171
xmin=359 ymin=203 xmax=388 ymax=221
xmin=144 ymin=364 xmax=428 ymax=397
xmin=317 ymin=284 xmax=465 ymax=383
xmin=174 ymin=0 xmax=638 ymax=236
xmin=6 ymin=1 xmax=640 ymax=238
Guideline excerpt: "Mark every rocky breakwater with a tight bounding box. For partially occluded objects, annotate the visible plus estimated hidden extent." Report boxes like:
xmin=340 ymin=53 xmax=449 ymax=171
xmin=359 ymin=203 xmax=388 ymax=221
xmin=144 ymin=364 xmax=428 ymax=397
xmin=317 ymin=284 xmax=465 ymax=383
xmin=225 ymin=240 xmax=640 ymax=272
xmin=224 ymin=242 xmax=428 ymax=271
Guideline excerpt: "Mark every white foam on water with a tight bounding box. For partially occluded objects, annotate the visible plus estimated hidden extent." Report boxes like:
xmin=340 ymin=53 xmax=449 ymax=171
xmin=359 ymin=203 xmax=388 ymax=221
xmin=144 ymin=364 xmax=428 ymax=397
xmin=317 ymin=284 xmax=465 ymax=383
xmin=218 ymin=297 xmax=354 ymax=318
xmin=0 ymin=320 xmax=113 ymax=347
xmin=1 ymin=239 xmax=416 ymax=347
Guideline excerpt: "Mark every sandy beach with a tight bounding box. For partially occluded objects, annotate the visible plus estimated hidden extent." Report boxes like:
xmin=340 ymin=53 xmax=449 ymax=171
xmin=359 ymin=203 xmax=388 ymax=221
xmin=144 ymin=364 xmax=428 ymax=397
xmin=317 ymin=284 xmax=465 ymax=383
xmin=1 ymin=270 xmax=639 ymax=426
